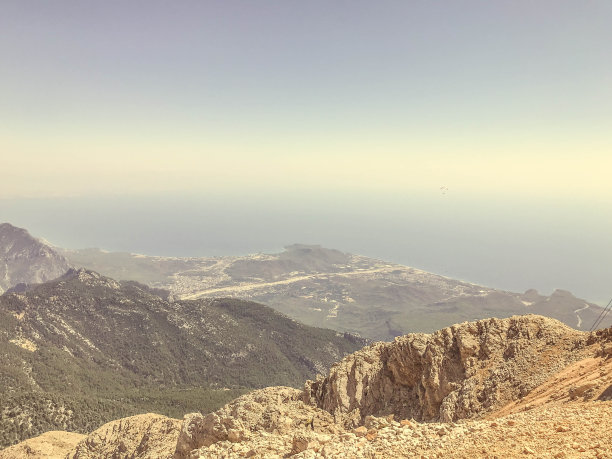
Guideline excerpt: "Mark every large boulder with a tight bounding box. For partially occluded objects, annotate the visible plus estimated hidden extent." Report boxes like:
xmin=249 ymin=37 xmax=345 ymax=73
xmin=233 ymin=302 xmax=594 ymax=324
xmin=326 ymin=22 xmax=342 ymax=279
xmin=174 ymin=387 xmax=338 ymax=458
xmin=67 ymin=413 xmax=180 ymax=459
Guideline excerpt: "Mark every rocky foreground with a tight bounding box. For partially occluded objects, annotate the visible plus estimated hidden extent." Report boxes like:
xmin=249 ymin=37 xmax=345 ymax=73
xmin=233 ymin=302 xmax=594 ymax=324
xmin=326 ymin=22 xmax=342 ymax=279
xmin=2 ymin=314 xmax=611 ymax=458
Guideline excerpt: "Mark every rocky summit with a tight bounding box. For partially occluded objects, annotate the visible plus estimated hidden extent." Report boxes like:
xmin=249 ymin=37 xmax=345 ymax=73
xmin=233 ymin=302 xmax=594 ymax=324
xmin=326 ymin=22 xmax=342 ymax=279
xmin=3 ymin=314 xmax=610 ymax=458
xmin=303 ymin=315 xmax=591 ymax=425
xmin=0 ymin=223 xmax=71 ymax=294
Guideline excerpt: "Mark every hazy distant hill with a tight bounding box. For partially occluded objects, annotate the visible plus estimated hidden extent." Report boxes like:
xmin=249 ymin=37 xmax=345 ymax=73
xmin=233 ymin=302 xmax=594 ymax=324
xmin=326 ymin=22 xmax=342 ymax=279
xmin=0 ymin=223 xmax=71 ymax=294
xmin=0 ymin=268 xmax=366 ymax=447
xmin=63 ymin=244 xmax=607 ymax=340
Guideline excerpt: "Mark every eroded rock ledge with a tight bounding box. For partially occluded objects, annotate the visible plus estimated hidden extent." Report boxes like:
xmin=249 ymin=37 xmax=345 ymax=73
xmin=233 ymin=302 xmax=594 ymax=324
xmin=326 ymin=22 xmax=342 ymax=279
xmin=303 ymin=315 xmax=589 ymax=426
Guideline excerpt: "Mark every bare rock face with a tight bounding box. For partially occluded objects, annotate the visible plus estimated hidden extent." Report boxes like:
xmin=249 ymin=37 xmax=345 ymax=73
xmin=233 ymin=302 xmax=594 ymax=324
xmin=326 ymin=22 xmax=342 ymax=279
xmin=0 ymin=431 xmax=85 ymax=459
xmin=67 ymin=413 xmax=181 ymax=459
xmin=174 ymin=387 xmax=339 ymax=458
xmin=590 ymin=325 xmax=612 ymax=356
xmin=0 ymin=223 xmax=71 ymax=293
xmin=303 ymin=315 xmax=590 ymax=426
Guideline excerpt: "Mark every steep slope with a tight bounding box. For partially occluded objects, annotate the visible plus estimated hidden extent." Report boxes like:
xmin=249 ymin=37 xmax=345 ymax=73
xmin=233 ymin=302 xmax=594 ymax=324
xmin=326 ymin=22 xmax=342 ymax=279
xmin=175 ymin=316 xmax=612 ymax=458
xmin=0 ymin=269 xmax=366 ymax=447
xmin=303 ymin=315 xmax=592 ymax=426
xmin=62 ymin=244 xmax=607 ymax=340
xmin=0 ymin=223 xmax=71 ymax=294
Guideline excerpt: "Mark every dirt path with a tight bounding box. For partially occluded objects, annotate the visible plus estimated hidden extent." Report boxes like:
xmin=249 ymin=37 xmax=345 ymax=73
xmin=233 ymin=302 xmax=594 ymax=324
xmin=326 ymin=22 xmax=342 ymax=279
xmin=573 ymin=303 xmax=590 ymax=328
xmin=179 ymin=267 xmax=395 ymax=300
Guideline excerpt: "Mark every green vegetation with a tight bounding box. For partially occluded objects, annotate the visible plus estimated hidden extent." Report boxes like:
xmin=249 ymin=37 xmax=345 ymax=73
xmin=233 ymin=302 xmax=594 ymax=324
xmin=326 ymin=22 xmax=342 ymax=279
xmin=0 ymin=269 xmax=366 ymax=447
xmin=0 ymin=387 xmax=247 ymax=448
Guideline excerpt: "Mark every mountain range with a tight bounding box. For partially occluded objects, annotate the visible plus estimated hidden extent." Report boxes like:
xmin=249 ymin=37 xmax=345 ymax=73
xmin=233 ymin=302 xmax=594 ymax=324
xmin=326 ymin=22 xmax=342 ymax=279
xmin=0 ymin=266 xmax=365 ymax=447
xmin=1 ymin=222 xmax=607 ymax=341
xmin=0 ymin=222 xmax=610 ymax=454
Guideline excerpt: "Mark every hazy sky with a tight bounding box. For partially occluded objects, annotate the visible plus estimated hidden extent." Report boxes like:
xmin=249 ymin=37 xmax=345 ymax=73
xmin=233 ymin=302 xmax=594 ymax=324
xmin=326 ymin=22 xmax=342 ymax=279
xmin=2 ymin=0 xmax=611 ymax=200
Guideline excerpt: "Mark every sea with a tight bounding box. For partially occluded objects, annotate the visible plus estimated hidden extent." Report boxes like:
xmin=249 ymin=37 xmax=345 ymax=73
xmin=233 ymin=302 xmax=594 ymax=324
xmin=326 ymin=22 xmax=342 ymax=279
xmin=2 ymin=190 xmax=610 ymax=305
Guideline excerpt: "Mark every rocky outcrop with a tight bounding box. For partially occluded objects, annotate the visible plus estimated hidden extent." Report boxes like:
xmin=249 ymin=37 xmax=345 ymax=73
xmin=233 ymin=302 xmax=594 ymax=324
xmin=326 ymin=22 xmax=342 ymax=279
xmin=0 ymin=223 xmax=71 ymax=293
xmin=67 ymin=414 xmax=181 ymax=459
xmin=175 ymin=315 xmax=604 ymax=457
xmin=189 ymin=401 xmax=610 ymax=458
xmin=590 ymin=325 xmax=612 ymax=356
xmin=6 ymin=400 xmax=612 ymax=458
xmin=0 ymin=431 xmax=85 ymax=459
xmin=175 ymin=387 xmax=339 ymax=458
xmin=303 ymin=315 xmax=590 ymax=426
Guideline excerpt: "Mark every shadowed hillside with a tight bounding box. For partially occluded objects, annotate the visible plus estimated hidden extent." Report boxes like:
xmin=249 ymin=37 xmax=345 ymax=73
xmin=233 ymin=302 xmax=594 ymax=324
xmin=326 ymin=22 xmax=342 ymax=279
xmin=0 ymin=269 xmax=366 ymax=447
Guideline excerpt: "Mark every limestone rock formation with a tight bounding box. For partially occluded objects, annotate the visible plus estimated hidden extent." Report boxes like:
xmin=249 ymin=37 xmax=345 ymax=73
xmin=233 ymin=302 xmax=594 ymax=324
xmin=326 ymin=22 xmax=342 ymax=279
xmin=172 ymin=316 xmax=612 ymax=458
xmin=67 ymin=413 xmax=181 ymax=459
xmin=175 ymin=387 xmax=339 ymax=458
xmin=0 ymin=431 xmax=84 ymax=459
xmin=303 ymin=315 xmax=590 ymax=426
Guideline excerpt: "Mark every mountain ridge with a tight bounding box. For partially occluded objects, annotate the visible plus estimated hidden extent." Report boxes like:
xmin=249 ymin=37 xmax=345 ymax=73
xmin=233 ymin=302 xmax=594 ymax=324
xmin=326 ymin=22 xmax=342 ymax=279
xmin=1 ymin=222 xmax=605 ymax=341
xmin=0 ymin=268 xmax=366 ymax=447
xmin=0 ymin=223 xmax=71 ymax=294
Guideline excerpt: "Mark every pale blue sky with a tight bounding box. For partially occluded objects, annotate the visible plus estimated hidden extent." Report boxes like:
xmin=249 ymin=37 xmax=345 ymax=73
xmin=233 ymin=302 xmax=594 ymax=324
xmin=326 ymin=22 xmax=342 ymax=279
xmin=2 ymin=1 xmax=611 ymax=199
xmin=2 ymin=1 xmax=611 ymax=303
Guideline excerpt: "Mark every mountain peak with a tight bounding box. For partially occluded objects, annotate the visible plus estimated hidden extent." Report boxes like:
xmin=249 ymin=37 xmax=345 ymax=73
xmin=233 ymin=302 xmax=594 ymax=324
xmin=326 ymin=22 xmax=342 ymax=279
xmin=60 ymin=267 xmax=121 ymax=289
xmin=551 ymin=289 xmax=576 ymax=298
xmin=0 ymin=222 xmax=28 ymax=233
xmin=0 ymin=223 xmax=35 ymax=248
xmin=0 ymin=223 xmax=72 ymax=293
xmin=64 ymin=267 xmax=100 ymax=278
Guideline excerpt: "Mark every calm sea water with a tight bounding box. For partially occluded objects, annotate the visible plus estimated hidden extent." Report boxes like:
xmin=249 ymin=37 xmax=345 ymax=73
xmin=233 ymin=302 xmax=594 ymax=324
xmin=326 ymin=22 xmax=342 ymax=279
xmin=2 ymin=191 xmax=610 ymax=305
